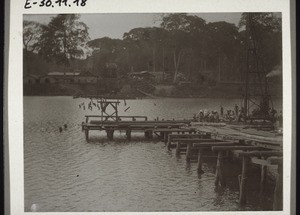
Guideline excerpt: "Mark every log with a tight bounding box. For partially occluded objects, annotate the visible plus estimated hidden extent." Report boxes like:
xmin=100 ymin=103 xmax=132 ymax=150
xmin=212 ymin=146 xmax=262 ymax=151
xmin=237 ymin=151 xmax=283 ymax=157
xmin=172 ymin=138 xmax=215 ymax=143
xmin=193 ymin=142 xmax=237 ymax=148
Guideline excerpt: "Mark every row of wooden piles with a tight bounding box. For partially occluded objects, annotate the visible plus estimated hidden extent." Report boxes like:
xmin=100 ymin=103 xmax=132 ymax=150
xmin=159 ymin=130 xmax=283 ymax=210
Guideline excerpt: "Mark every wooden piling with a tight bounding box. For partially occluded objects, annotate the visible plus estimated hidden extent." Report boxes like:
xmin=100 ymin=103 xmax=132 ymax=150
xmin=85 ymin=129 xmax=89 ymax=142
xmin=215 ymin=151 xmax=226 ymax=187
xmin=126 ymin=129 xmax=131 ymax=140
xmin=272 ymin=161 xmax=283 ymax=210
xmin=167 ymin=135 xmax=171 ymax=150
xmin=239 ymin=156 xmax=250 ymax=205
xmin=164 ymin=132 xmax=169 ymax=144
xmin=81 ymin=122 xmax=84 ymax=131
xmin=186 ymin=143 xmax=192 ymax=162
xmin=197 ymin=149 xmax=204 ymax=174
xmin=107 ymin=129 xmax=114 ymax=140
xmin=148 ymin=130 xmax=153 ymax=139
xmin=176 ymin=142 xmax=181 ymax=156
xmin=260 ymin=157 xmax=267 ymax=192
xmin=160 ymin=132 xmax=164 ymax=139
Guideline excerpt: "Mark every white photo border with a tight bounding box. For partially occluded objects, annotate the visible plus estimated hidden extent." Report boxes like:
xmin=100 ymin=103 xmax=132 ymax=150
xmin=7 ymin=0 xmax=292 ymax=214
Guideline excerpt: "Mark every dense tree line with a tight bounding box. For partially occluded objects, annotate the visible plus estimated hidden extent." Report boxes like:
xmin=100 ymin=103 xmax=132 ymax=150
xmin=23 ymin=13 xmax=282 ymax=84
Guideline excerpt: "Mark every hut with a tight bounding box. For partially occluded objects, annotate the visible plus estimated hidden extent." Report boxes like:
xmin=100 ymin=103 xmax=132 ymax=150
xmin=74 ymin=71 xmax=98 ymax=84
xmin=24 ymin=74 xmax=39 ymax=84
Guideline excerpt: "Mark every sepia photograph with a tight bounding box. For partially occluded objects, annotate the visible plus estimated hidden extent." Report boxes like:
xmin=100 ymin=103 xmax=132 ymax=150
xmin=21 ymin=12 xmax=285 ymax=212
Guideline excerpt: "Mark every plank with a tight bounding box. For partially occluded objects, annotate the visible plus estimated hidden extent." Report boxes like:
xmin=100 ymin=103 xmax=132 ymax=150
xmin=173 ymin=138 xmax=226 ymax=143
xmin=237 ymin=151 xmax=283 ymax=157
xmin=251 ymin=157 xmax=277 ymax=166
xmin=212 ymin=146 xmax=262 ymax=151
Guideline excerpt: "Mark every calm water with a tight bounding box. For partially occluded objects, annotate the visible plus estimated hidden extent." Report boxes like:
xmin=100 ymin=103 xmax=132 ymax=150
xmin=24 ymin=96 xmax=281 ymax=212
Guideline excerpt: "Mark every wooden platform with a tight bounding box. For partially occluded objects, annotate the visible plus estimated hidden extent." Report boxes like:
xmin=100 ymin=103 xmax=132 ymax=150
xmin=166 ymin=130 xmax=282 ymax=209
xmin=82 ymin=114 xmax=193 ymax=142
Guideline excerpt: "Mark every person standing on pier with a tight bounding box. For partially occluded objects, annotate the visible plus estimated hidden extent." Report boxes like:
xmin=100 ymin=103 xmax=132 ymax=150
xmin=234 ymin=104 xmax=239 ymax=116
xmin=220 ymin=105 xmax=224 ymax=117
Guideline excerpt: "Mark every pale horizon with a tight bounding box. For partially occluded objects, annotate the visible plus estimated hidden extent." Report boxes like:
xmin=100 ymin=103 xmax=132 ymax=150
xmin=24 ymin=13 xmax=243 ymax=40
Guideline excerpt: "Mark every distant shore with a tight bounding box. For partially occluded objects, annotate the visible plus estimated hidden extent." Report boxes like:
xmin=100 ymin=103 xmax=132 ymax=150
xmin=23 ymin=83 xmax=283 ymax=99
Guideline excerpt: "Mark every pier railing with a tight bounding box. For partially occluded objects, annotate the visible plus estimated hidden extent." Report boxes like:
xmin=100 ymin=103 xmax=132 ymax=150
xmin=85 ymin=115 xmax=148 ymax=123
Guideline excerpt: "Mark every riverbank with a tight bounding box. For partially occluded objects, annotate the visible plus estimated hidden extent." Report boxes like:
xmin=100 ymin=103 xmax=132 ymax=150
xmin=24 ymin=82 xmax=283 ymax=99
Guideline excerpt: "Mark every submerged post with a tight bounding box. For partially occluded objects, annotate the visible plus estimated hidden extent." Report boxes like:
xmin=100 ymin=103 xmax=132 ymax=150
xmin=215 ymin=151 xmax=225 ymax=187
xmin=186 ymin=143 xmax=192 ymax=162
xmin=197 ymin=148 xmax=204 ymax=174
xmin=107 ymin=129 xmax=114 ymax=140
xmin=81 ymin=122 xmax=84 ymax=131
xmin=176 ymin=142 xmax=181 ymax=156
xmin=167 ymin=135 xmax=172 ymax=150
xmin=164 ymin=132 xmax=169 ymax=144
xmin=239 ymin=156 xmax=250 ymax=205
xmin=85 ymin=129 xmax=89 ymax=142
xmin=126 ymin=129 xmax=131 ymax=140
xmin=260 ymin=157 xmax=267 ymax=192
xmin=273 ymin=161 xmax=283 ymax=210
xmin=148 ymin=130 xmax=153 ymax=139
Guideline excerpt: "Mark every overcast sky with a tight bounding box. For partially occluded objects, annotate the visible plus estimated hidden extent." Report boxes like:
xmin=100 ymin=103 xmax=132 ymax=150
xmin=24 ymin=13 xmax=242 ymax=40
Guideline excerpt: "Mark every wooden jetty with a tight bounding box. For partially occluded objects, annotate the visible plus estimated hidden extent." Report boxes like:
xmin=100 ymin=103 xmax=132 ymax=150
xmin=166 ymin=126 xmax=283 ymax=210
xmin=80 ymin=99 xmax=192 ymax=141
xmin=77 ymin=98 xmax=283 ymax=210
xmin=82 ymin=115 xmax=192 ymax=141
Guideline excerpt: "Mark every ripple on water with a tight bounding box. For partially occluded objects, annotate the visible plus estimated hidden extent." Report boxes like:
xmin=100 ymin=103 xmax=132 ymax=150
xmin=24 ymin=97 xmax=277 ymax=212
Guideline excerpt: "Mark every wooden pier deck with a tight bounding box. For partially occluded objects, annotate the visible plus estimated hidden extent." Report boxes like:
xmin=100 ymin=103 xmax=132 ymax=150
xmin=82 ymin=115 xmax=193 ymax=141
xmin=79 ymin=113 xmax=283 ymax=210
xmin=165 ymin=127 xmax=283 ymax=210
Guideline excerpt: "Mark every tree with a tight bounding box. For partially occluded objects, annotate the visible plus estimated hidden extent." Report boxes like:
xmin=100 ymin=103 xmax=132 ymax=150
xmin=87 ymin=37 xmax=126 ymax=76
xmin=161 ymin=13 xmax=207 ymax=83
xmin=39 ymin=14 xmax=90 ymax=66
xmin=205 ymin=21 xmax=241 ymax=81
xmin=23 ymin=20 xmax=43 ymax=52
xmin=23 ymin=20 xmax=44 ymax=75
xmin=238 ymin=13 xmax=282 ymax=74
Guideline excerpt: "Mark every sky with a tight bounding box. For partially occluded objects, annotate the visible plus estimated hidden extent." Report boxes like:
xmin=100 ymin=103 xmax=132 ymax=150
xmin=24 ymin=13 xmax=242 ymax=40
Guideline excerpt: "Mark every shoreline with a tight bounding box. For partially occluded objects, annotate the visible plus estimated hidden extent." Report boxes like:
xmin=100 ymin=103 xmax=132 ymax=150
xmin=23 ymin=94 xmax=283 ymax=100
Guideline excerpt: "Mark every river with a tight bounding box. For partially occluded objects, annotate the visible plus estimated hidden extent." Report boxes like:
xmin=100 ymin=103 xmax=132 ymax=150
xmin=24 ymin=96 xmax=281 ymax=212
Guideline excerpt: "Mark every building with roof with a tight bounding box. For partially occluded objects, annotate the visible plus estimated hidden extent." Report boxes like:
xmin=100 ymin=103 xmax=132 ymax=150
xmin=24 ymin=70 xmax=99 ymax=85
xmin=24 ymin=74 xmax=40 ymax=84
xmin=74 ymin=71 xmax=98 ymax=84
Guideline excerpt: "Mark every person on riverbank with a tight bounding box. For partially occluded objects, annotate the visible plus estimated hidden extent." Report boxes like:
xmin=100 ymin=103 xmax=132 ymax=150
xmin=220 ymin=105 xmax=224 ymax=117
xmin=234 ymin=104 xmax=239 ymax=116
xmin=198 ymin=110 xmax=204 ymax=122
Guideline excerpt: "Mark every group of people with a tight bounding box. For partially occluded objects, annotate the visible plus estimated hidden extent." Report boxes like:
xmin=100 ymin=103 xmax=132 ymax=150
xmin=193 ymin=104 xmax=241 ymax=123
xmin=193 ymin=110 xmax=220 ymax=123
xmin=194 ymin=104 xmax=282 ymax=126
